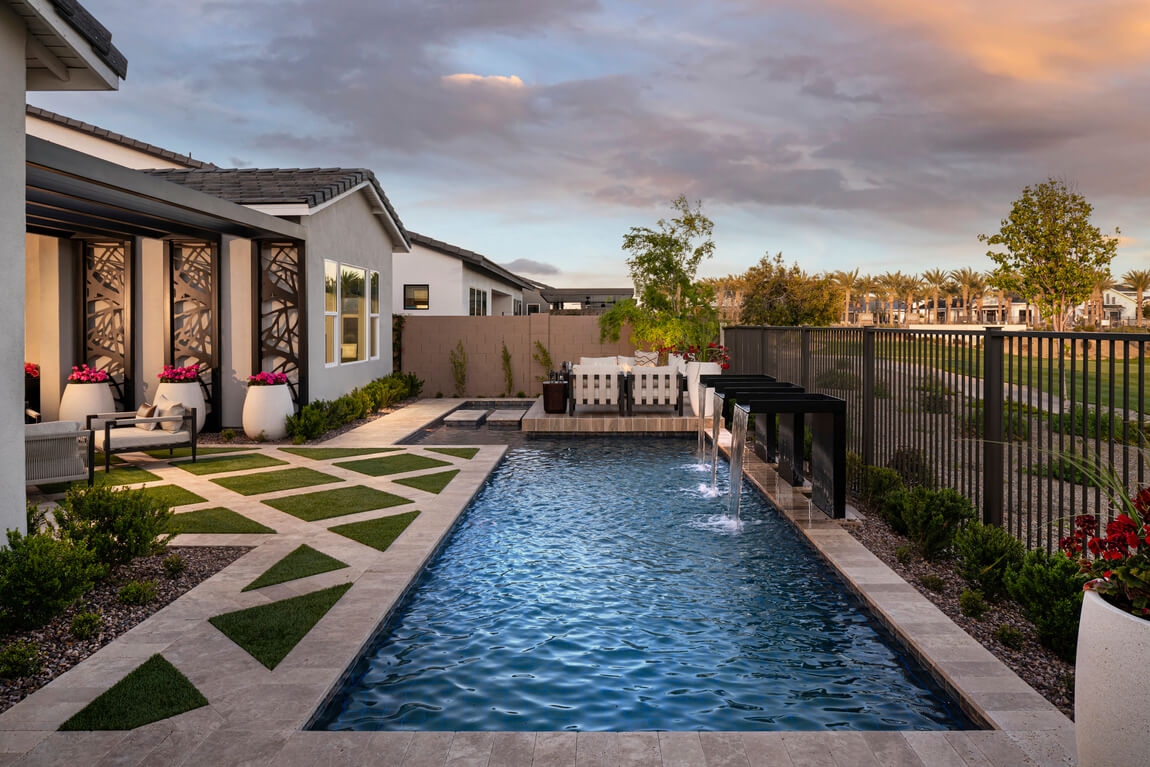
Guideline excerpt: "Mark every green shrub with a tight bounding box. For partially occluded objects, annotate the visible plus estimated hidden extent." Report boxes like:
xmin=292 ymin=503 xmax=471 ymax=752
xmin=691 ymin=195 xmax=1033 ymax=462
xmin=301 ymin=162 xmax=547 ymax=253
xmin=220 ymin=428 xmax=236 ymax=443
xmin=1028 ymin=457 xmax=1107 ymax=488
xmin=1005 ymin=549 xmax=1084 ymax=662
xmin=435 ymin=391 xmax=443 ymax=398
xmin=859 ymin=466 xmax=904 ymax=513
xmin=994 ymin=624 xmax=1025 ymax=650
xmin=814 ymin=368 xmax=860 ymax=390
xmin=118 ymin=580 xmax=157 ymax=606
xmin=285 ymin=403 xmax=327 ymax=443
xmin=516 ymin=391 xmax=526 ymax=398
xmin=501 ymin=343 xmax=513 ymax=397
xmin=54 ymin=485 xmax=172 ymax=567
xmin=895 ymin=545 xmax=915 ymax=565
xmin=532 ymin=342 xmax=554 ymax=382
xmin=915 ymin=375 xmax=952 ymax=414
xmin=71 ymin=611 xmax=103 ymax=640
xmin=954 ymin=521 xmax=1025 ymax=600
xmin=0 ymin=640 xmax=41 ymax=678
xmin=959 ymin=588 xmax=988 ymax=620
xmin=887 ymin=446 xmax=934 ymax=489
xmin=920 ymin=574 xmax=945 ymax=592
xmin=0 ymin=530 xmax=102 ymax=631
xmin=26 ymin=501 xmax=49 ymax=533
xmin=901 ymin=487 xmax=974 ymax=560
xmin=163 ymin=553 xmax=187 ymax=579
xmin=879 ymin=486 xmax=913 ymax=536
xmin=846 ymin=451 xmax=862 ymax=489
xmin=450 ymin=340 xmax=467 ymax=397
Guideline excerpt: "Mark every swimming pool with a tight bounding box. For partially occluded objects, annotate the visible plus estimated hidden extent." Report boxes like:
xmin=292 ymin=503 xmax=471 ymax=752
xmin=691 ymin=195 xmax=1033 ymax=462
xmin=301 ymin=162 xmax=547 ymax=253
xmin=313 ymin=438 xmax=970 ymax=731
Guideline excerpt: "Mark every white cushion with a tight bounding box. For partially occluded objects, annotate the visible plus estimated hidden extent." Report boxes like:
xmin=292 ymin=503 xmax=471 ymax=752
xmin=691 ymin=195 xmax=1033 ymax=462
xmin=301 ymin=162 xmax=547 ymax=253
xmin=617 ymin=356 xmax=636 ymax=368
xmin=26 ymin=420 xmax=80 ymax=437
xmin=669 ymin=356 xmax=687 ymax=375
xmin=634 ymin=350 xmax=658 ymax=366
xmin=579 ymin=356 xmax=618 ymax=367
xmin=98 ymin=429 xmax=191 ymax=451
xmin=155 ymin=395 xmax=185 ymax=433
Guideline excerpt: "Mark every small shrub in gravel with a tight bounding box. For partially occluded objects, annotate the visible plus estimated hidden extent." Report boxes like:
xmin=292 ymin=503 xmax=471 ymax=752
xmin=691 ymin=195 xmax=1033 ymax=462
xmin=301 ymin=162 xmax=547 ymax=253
xmin=895 ymin=545 xmax=915 ymax=565
xmin=162 ymin=553 xmax=187 ymax=579
xmin=860 ymin=466 xmax=903 ymax=515
xmin=900 ymin=487 xmax=974 ymax=560
xmin=55 ymin=485 xmax=172 ymax=567
xmin=920 ymin=574 xmax=946 ymax=592
xmin=117 ymin=580 xmax=157 ymax=606
xmin=887 ymin=446 xmax=934 ymax=489
xmin=221 ymin=428 xmax=236 ymax=443
xmin=994 ymin=624 xmax=1025 ymax=650
xmin=954 ymin=521 xmax=1025 ymax=601
xmin=70 ymin=612 xmax=103 ymax=640
xmin=0 ymin=529 xmax=102 ymax=632
xmin=1005 ymin=549 xmax=1084 ymax=663
xmin=0 ymin=641 xmax=41 ymax=679
xmin=959 ymin=589 xmax=989 ymax=620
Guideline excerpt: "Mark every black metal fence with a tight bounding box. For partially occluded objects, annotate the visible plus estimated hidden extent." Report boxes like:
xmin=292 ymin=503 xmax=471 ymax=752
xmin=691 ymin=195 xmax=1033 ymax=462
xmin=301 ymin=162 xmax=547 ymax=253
xmin=725 ymin=325 xmax=1150 ymax=551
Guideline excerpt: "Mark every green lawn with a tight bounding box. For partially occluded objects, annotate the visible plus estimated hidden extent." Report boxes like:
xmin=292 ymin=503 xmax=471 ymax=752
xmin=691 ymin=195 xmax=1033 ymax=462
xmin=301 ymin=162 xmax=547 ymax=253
xmin=279 ymin=447 xmax=400 ymax=460
xmin=212 ymin=467 xmax=340 ymax=496
xmin=242 ymin=544 xmax=348 ymax=591
xmin=172 ymin=453 xmax=288 ymax=476
xmin=335 ymin=454 xmax=450 ymax=477
xmin=427 ymin=447 xmax=479 ymax=459
xmin=166 ymin=507 xmax=275 ymax=535
xmin=329 ymin=511 xmax=419 ymax=553
xmin=394 ymin=469 xmax=459 ymax=495
xmin=208 ymin=584 xmax=352 ymax=669
xmin=263 ymin=486 xmax=412 ymax=522
xmin=138 ymin=485 xmax=206 ymax=508
xmin=145 ymin=446 xmax=253 ymax=460
xmin=59 ymin=655 xmax=207 ymax=731
xmin=37 ymin=466 xmax=160 ymax=494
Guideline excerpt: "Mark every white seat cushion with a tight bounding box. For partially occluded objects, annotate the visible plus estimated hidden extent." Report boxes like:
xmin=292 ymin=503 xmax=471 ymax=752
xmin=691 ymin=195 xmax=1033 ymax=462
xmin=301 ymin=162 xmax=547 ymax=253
xmin=98 ymin=429 xmax=191 ymax=452
xmin=579 ymin=356 xmax=619 ymax=367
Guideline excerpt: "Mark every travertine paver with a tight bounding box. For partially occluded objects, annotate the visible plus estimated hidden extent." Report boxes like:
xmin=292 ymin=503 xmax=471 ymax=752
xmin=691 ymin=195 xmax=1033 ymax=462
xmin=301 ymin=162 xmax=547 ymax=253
xmin=444 ymin=409 xmax=490 ymax=427
xmin=4 ymin=404 xmax=1080 ymax=765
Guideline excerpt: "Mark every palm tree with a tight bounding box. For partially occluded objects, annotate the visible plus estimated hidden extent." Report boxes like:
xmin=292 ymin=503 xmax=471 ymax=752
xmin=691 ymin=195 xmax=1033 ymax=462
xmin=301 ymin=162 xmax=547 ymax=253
xmin=970 ymin=272 xmax=988 ymax=324
xmin=922 ymin=268 xmax=948 ymax=325
xmin=942 ymin=280 xmax=960 ymax=324
xmin=1123 ymin=269 xmax=1150 ymax=327
xmin=900 ymin=273 xmax=924 ymax=327
xmin=856 ymin=273 xmax=877 ymax=323
xmin=1090 ymin=271 xmax=1117 ymax=326
xmin=950 ymin=267 xmax=982 ymax=323
xmin=832 ymin=268 xmax=859 ymax=325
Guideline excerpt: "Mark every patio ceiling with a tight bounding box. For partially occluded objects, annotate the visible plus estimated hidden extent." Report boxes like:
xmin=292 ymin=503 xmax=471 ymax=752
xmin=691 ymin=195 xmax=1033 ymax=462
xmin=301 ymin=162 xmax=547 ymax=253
xmin=25 ymin=136 xmax=305 ymax=242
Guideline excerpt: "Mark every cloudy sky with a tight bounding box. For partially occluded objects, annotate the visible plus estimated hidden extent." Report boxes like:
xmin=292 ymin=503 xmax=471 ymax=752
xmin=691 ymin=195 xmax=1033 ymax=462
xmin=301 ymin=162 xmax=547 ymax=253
xmin=34 ymin=0 xmax=1150 ymax=287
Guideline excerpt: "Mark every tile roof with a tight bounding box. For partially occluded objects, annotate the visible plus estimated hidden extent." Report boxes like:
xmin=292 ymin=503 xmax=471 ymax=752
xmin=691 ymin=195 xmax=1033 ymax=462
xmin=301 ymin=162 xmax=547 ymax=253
xmin=409 ymin=232 xmax=533 ymax=290
xmin=26 ymin=105 xmax=215 ymax=169
xmin=47 ymin=0 xmax=128 ymax=78
xmin=145 ymin=167 xmax=410 ymax=248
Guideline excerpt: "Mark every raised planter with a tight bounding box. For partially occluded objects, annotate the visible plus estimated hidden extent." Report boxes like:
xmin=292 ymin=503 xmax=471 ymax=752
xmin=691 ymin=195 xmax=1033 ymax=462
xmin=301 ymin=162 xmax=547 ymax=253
xmin=156 ymin=381 xmax=206 ymax=431
xmin=58 ymin=381 xmax=114 ymax=424
xmin=1076 ymin=588 xmax=1150 ymax=766
xmin=686 ymin=361 xmax=722 ymax=417
xmin=242 ymin=384 xmax=293 ymax=441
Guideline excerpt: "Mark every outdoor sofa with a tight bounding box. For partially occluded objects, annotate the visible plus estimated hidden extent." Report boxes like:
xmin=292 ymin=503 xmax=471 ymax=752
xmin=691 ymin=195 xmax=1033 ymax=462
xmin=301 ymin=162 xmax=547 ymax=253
xmin=86 ymin=407 xmax=198 ymax=471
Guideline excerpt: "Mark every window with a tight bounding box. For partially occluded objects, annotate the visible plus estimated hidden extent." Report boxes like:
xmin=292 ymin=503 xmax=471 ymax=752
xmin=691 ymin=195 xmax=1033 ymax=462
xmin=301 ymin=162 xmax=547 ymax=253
xmin=404 ymin=284 xmax=429 ymax=310
xmin=469 ymin=287 xmax=487 ymax=316
xmin=324 ymin=260 xmax=377 ymax=366
xmin=513 ymin=298 xmax=523 ymax=316
xmin=527 ymin=303 xmax=540 ymax=315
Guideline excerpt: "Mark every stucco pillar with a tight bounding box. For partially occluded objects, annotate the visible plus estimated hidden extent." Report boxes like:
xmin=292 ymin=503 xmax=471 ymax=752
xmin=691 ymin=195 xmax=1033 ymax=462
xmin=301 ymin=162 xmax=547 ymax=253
xmin=220 ymin=236 xmax=253 ymax=428
xmin=34 ymin=236 xmax=76 ymax=422
xmin=1 ymin=6 xmax=26 ymax=534
xmin=138 ymin=238 xmax=165 ymax=404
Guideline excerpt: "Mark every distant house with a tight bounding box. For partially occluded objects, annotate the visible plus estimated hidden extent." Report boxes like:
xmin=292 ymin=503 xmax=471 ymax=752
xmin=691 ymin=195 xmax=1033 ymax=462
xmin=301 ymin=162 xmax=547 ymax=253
xmin=395 ymin=232 xmax=534 ymax=316
xmin=538 ymin=287 xmax=634 ymax=314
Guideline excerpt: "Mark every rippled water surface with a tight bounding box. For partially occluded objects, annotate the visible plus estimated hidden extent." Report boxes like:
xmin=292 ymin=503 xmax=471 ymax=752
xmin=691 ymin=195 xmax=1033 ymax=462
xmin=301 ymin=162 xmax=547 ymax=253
xmin=315 ymin=438 xmax=968 ymax=731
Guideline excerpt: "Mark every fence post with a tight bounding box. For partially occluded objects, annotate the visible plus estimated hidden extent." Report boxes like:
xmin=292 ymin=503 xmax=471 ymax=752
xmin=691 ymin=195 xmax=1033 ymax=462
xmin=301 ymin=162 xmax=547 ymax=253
xmin=800 ymin=326 xmax=811 ymax=389
xmin=982 ymin=327 xmax=1005 ymax=527
xmin=861 ymin=327 xmax=876 ymax=466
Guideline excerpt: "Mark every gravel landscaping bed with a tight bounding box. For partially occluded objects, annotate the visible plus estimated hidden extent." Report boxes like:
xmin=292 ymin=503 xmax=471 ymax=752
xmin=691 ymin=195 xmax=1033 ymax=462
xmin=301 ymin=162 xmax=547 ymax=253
xmin=844 ymin=514 xmax=1076 ymax=719
xmin=0 ymin=545 xmax=250 ymax=715
xmin=196 ymin=398 xmax=418 ymax=447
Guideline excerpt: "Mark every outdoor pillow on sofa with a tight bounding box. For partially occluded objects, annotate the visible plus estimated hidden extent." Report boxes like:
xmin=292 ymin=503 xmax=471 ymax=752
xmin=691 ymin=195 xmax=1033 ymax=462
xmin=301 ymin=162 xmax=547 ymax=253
xmin=634 ymin=350 xmax=658 ymax=366
xmin=579 ymin=356 xmax=619 ymax=367
xmin=154 ymin=395 xmax=185 ymax=433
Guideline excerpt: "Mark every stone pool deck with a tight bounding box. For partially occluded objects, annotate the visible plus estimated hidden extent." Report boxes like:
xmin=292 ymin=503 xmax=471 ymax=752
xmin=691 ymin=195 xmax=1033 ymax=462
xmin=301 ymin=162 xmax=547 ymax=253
xmin=0 ymin=400 xmax=1077 ymax=766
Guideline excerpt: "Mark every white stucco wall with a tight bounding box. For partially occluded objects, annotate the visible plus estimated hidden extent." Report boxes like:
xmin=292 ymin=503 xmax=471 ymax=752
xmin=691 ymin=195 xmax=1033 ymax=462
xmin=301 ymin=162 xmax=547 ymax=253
xmin=304 ymin=190 xmax=395 ymax=402
xmin=463 ymin=267 xmax=523 ymax=316
xmin=220 ymin=236 xmax=253 ymax=428
xmin=25 ymin=115 xmax=191 ymax=169
xmin=25 ymin=235 xmax=76 ymax=423
xmin=2 ymin=7 xmax=26 ymax=533
xmin=393 ymin=243 xmax=465 ymax=315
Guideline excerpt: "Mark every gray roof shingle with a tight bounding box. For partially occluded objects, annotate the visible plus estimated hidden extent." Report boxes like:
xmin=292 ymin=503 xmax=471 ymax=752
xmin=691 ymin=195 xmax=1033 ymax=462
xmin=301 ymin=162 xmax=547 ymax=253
xmin=26 ymin=105 xmax=215 ymax=169
xmin=48 ymin=0 xmax=128 ymax=79
xmin=409 ymin=232 xmax=532 ymax=291
xmin=145 ymin=167 xmax=410 ymax=248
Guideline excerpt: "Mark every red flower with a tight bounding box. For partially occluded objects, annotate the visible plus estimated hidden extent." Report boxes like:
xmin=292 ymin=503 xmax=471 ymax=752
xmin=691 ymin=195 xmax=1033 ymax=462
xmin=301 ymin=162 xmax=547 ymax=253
xmin=1108 ymin=514 xmax=1136 ymax=537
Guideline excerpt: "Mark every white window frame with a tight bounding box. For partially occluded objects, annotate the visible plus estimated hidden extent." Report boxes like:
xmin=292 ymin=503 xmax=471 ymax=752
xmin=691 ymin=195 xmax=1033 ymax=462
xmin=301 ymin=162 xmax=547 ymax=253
xmin=324 ymin=260 xmax=338 ymax=368
xmin=370 ymin=270 xmax=381 ymax=360
xmin=323 ymin=259 xmax=376 ymax=368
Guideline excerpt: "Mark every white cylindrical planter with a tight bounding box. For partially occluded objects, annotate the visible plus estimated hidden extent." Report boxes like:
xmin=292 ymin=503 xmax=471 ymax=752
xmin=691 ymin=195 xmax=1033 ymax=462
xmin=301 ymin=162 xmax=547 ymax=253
xmin=58 ymin=382 xmax=115 ymax=425
xmin=687 ymin=361 xmax=722 ymax=417
xmin=242 ymin=385 xmax=293 ymax=441
xmin=1076 ymin=589 xmax=1150 ymax=766
xmin=155 ymin=381 xmax=206 ymax=431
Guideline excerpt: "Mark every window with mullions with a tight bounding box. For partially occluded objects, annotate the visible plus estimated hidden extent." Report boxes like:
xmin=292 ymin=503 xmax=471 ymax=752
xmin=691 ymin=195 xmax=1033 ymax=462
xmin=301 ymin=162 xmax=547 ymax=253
xmin=469 ymin=287 xmax=487 ymax=316
xmin=324 ymin=260 xmax=380 ymax=366
xmin=404 ymin=284 xmax=429 ymax=310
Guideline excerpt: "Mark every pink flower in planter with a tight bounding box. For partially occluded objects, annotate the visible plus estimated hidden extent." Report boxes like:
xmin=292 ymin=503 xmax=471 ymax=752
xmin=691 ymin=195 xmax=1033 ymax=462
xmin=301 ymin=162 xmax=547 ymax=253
xmin=247 ymin=371 xmax=288 ymax=387
xmin=158 ymin=363 xmax=201 ymax=383
xmin=67 ymin=364 xmax=109 ymax=383
xmin=24 ymin=362 xmax=39 ymax=378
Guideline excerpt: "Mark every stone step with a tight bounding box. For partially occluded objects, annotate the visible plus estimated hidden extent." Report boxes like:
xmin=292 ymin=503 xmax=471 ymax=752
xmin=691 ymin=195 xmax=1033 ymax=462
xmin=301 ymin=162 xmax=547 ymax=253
xmin=487 ymin=409 xmax=527 ymax=429
xmin=443 ymin=409 xmax=490 ymax=427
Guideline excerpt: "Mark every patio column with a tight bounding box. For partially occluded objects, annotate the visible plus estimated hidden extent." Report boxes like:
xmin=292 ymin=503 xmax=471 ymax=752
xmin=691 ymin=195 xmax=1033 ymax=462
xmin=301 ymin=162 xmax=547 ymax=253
xmin=0 ymin=7 xmax=27 ymax=534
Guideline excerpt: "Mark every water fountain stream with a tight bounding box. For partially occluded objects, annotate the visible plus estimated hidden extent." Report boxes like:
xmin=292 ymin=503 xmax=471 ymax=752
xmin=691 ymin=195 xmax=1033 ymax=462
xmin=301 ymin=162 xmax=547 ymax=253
xmin=710 ymin=389 xmax=722 ymax=493
xmin=728 ymin=405 xmax=748 ymax=520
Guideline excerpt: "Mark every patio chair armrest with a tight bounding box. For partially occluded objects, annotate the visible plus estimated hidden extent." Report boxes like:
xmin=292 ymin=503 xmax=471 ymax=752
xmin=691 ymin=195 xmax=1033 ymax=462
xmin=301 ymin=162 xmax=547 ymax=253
xmin=86 ymin=411 xmax=137 ymax=429
xmin=105 ymin=416 xmax=181 ymax=428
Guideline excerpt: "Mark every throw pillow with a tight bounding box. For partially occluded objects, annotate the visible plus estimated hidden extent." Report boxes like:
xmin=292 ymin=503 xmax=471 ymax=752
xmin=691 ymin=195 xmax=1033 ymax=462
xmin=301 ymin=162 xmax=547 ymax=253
xmin=155 ymin=395 xmax=185 ymax=433
xmin=634 ymin=350 xmax=658 ymax=367
xmin=135 ymin=402 xmax=158 ymax=431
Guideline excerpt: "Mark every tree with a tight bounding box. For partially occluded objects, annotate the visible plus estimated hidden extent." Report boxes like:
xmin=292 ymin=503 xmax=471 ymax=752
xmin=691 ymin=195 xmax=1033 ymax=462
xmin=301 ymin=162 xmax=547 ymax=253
xmin=942 ymin=280 xmax=960 ymax=324
xmin=739 ymin=253 xmax=842 ymax=326
xmin=900 ymin=273 xmax=924 ymax=327
xmin=600 ymin=196 xmax=720 ymax=349
xmin=979 ymin=178 xmax=1120 ymax=331
xmin=856 ymin=273 xmax=877 ymax=323
xmin=950 ymin=267 xmax=982 ymax=323
xmin=1122 ymin=269 xmax=1150 ymax=327
xmin=832 ymin=269 xmax=859 ymax=325
xmin=879 ymin=272 xmax=901 ymax=325
xmin=1089 ymin=271 xmax=1116 ymax=326
xmin=923 ymin=268 xmax=949 ymax=325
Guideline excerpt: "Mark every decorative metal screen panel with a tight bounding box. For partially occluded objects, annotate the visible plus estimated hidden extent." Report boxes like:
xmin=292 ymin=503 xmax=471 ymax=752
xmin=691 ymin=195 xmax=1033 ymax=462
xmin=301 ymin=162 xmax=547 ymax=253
xmin=81 ymin=241 xmax=132 ymax=411
xmin=169 ymin=241 xmax=219 ymax=429
xmin=257 ymin=242 xmax=306 ymax=408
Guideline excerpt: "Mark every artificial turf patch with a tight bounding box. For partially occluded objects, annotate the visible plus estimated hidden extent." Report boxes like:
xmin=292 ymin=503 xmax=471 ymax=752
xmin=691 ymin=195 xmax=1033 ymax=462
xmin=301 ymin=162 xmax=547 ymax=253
xmin=167 ymin=507 xmax=275 ymax=535
xmin=242 ymin=544 xmax=348 ymax=592
xmin=334 ymin=454 xmax=450 ymax=477
xmin=263 ymin=485 xmax=412 ymax=522
xmin=329 ymin=511 xmax=420 ymax=553
xmin=172 ymin=452 xmax=288 ymax=476
xmin=211 ymin=467 xmax=341 ymax=496
xmin=427 ymin=447 xmax=479 ymax=459
xmin=208 ymin=583 xmax=352 ymax=669
xmin=279 ymin=447 xmax=400 ymax=460
xmin=145 ymin=446 xmax=253 ymax=460
xmin=137 ymin=485 xmax=206 ymax=508
xmin=59 ymin=654 xmax=207 ymax=731
xmin=38 ymin=466 xmax=161 ymax=494
xmin=394 ymin=470 xmax=460 ymax=495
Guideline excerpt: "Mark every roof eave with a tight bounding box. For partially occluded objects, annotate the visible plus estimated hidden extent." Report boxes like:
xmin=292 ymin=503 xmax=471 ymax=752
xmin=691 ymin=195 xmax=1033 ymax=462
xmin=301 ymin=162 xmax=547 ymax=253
xmin=20 ymin=0 xmax=125 ymax=91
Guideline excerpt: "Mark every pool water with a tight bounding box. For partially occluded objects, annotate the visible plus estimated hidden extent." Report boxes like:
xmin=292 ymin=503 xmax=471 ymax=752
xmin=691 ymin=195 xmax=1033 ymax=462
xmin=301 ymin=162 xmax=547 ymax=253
xmin=314 ymin=438 xmax=970 ymax=731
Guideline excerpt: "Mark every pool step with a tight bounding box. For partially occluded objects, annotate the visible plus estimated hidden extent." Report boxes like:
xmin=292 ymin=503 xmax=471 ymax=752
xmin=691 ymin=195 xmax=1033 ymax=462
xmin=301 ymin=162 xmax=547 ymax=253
xmin=486 ymin=409 xmax=526 ymax=430
xmin=444 ymin=409 xmax=490 ymax=427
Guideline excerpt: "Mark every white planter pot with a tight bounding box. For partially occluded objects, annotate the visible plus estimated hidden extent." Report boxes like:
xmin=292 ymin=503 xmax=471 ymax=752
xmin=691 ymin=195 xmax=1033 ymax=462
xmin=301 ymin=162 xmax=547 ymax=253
xmin=155 ymin=381 xmax=206 ymax=431
xmin=58 ymin=382 xmax=115 ymax=425
xmin=242 ymin=385 xmax=293 ymax=441
xmin=1076 ymin=589 xmax=1150 ymax=766
xmin=687 ymin=361 xmax=722 ymax=417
